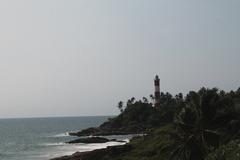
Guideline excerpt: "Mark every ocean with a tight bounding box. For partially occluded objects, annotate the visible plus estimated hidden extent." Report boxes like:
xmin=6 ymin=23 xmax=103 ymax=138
xmin=0 ymin=116 xmax=127 ymax=160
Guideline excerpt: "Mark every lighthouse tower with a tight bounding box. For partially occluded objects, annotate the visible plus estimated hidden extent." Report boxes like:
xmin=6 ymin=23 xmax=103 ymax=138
xmin=154 ymin=75 xmax=160 ymax=107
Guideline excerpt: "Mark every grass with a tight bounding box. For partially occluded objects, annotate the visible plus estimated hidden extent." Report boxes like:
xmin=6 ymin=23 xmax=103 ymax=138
xmin=106 ymin=124 xmax=176 ymax=160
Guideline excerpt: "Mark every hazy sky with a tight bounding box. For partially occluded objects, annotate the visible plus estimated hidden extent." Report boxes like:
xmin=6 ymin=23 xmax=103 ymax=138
xmin=0 ymin=0 xmax=239 ymax=118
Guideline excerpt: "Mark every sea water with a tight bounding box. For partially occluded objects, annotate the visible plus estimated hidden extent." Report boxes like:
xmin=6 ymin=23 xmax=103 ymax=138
xmin=0 ymin=116 xmax=127 ymax=160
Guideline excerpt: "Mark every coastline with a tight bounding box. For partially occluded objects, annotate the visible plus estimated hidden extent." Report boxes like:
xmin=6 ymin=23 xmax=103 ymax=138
xmin=51 ymin=144 xmax=132 ymax=160
xmin=50 ymin=88 xmax=240 ymax=160
xmin=49 ymin=101 xmax=154 ymax=160
xmin=50 ymin=135 xmax=132 ymax=160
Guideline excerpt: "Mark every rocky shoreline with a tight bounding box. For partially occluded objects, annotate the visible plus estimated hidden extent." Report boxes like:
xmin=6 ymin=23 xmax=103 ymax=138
xmin=69 ymin=127 xmax=142 ymax=137
xmin=50 ymin=103 xmax=151 ymax=160
xmin=67 ymin=136 xmax=126 ymax=144
xmin=50 ymin=129 xmax=140 ymax=160
xmin=51 ymin=88 xmax=240 ymax=160
xmin=51 ymin=144 xmax=132 ymax=160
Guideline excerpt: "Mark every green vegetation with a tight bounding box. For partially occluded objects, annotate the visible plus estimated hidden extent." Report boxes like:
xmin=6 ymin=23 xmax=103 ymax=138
xmin=206 ymin=140 xmax=240 ymax=160
xmin=63 ymin=87 xmax=240 ymax=160
xmin=98 ymin=87 xmax=240 ymax=160
xmin=110 ymin=125 xmax=177 ymax=160
xmin=101 ymin=93 xmax=184 ymax=133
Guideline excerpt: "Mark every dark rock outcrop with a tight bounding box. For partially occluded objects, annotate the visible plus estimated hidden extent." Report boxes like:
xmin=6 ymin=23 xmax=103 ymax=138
xmin=69 ymin=127 xmax=140 ymax=137
xmin=67 ymin=137 xmax=125 ymax=144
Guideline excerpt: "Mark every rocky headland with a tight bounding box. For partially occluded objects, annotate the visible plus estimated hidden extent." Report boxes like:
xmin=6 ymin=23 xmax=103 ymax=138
xmin=51 ymin=88 xmax=240 ymax=160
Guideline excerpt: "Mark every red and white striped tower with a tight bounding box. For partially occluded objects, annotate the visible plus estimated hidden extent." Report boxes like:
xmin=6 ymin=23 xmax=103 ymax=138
xmin=154 ymin=75 xmax=160 ymax=107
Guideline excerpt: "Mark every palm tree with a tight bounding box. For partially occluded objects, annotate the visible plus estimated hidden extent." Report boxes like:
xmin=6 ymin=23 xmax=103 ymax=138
xmin=170 ymin=88 xmax=234 ymax=160
xmin=117 ymin=101 xmax=124 ymax=113
xmin=142 ymin=97 xmax=149 ymax=103
xmin=130 ymin=97 xmax=135 ymax=103
xmin=150 ymin=94 xmax=155 ymax=103
xmin=175 ymin=93 xmax=183 ymax=101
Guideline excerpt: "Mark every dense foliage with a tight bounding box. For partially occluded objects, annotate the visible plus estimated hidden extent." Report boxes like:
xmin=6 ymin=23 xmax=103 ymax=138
xmin=206 ymin=140 xmax=240 ymax=160
xmin=101 ymin=92 xmax=184 ymax=132
xmin=66 ymin=87 xmax=240 ymax=160
xmin=99 ymin=87 xmax=240 ymax=160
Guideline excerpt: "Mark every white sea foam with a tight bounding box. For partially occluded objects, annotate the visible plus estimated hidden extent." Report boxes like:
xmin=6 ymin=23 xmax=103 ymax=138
xmin=50 ymin=134 xmax=141 ymax=156
xmin=44 ymin=133 xmax=143 ymax=159
xmin=52 ymin=132 xmax=70 ymax=137
xmin=40 ymin=142 xmax=66 ymax=146
xmin=43 ymin=132 xmax=141 ymax=158
xmin=48 ymin=140 xmax=128 ymax=158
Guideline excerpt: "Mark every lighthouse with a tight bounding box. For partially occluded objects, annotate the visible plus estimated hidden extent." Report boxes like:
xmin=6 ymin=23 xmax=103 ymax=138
xmin=154 ymin=75 xmax=160 ymax=107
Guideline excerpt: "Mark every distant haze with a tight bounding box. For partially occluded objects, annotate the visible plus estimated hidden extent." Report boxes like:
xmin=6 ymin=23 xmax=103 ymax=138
xmin=0 ymin=0 xmax=239 ymax=118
